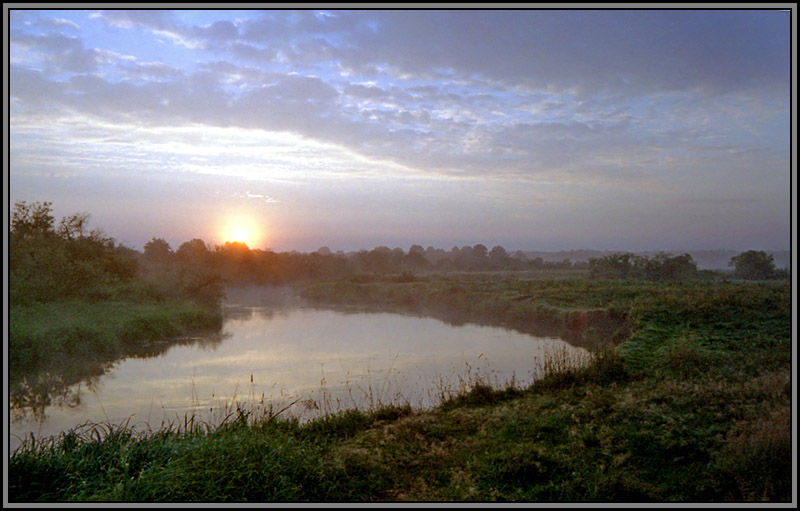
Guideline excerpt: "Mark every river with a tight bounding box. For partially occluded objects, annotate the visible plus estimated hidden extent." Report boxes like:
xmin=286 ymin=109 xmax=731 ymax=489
xmin=9 ymin=301 xmax=590 ymax=452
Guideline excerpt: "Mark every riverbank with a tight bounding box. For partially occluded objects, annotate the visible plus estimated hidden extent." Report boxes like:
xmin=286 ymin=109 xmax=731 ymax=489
xmin=8 ymin=277 xmax=792 ymax=502
xmin=9 ymin=298 xmax=222 ymax=388
xmin=298 ymin=274 xmax=635 ymax=349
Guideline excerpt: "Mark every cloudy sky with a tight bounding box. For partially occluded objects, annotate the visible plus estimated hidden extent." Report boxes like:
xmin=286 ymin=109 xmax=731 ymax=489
xmin=8 ymin=8 xmax=793 ymax=253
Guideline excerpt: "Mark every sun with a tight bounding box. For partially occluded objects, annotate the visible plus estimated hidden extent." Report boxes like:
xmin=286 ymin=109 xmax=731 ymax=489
xmin=221 ymin=215 xmax=263 ymax=248
xmin=231 ymin=226 xmax=251 ymax=243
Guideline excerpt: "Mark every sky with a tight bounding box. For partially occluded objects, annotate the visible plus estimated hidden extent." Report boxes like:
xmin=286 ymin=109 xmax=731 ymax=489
xmin=7 ymin=7 xmax=794 ymax=253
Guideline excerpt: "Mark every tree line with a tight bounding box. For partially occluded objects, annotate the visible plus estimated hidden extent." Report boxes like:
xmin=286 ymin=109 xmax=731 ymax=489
xmin=9 ymin=201 xmax=220 ymax=307
xmin=10 ymin=201 xmax=789 ymax=308
xmin=136 ymin=238 xmax=588 ymax=289
xmin=587 ymin=250 xmax=788 ymax=281
xmin=144 ymin=239 xmax=790 ymax=284
xmin=10 ymin=201 xmax=139 ymax=305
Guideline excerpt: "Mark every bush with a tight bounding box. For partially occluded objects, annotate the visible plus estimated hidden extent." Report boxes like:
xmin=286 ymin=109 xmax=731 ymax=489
xmin=588 ymin=252 xmax=698 ymax=281
xmin=728 ymin=251 xmax=779 ymax=280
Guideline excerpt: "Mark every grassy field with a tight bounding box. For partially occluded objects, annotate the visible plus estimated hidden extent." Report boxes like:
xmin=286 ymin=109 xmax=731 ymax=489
xmin=7 ymin=275 xmax=793 ymax=503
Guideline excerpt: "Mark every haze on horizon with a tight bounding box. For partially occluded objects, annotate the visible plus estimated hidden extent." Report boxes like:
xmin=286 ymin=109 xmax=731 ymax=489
xmin=7 ymin=8 xmax=793 ymax=254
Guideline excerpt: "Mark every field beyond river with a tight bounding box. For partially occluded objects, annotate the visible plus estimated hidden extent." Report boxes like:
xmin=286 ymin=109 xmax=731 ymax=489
xmin=8 ymin=274 xmax=792 ymax=503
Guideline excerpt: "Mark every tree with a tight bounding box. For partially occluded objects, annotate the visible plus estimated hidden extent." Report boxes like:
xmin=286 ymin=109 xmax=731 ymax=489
xmin=588 ymin=253 xmax=633 ymax=279
xmin=729 ymin=250 xmax=776 ymax=280
xmin=361 ymin=247 xmax=393 ymax=273
xmin=637 ymin=252 xmax=697 ymax=281
xmin=403 ymin=250 xmax=431 ymax=271
xmin=57 ymin=212 xmax=90 ymax=240
xmin=409 ymin=244 xmax=425 ymax=256
xmin=176 ymin=238 xmax=212 ymax=263
xmin=590 ymin=252 xmax=697 ymax=281
xmin=10 ymin=201 xmax=136 ymax=303
xmin=489 ymin=245 xmax=510 ymax=267
xmin=142 ymin=237 xmax=174 ymax=265
xmin=472 ymin=244 xmax=488 ymax=260
xmin=11 ymin=201 xmax=55 ymax=239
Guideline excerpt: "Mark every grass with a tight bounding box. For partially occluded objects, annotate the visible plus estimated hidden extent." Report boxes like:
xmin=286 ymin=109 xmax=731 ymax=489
xmin=7 ymin=276 xmax=793 ymax=503
xmin=9 ymin=298 xmax=222 ymax=390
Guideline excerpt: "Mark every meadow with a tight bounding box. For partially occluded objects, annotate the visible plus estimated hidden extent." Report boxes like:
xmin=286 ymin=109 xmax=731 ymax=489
xmin=8 ymin=273 xmax=792 ymax=503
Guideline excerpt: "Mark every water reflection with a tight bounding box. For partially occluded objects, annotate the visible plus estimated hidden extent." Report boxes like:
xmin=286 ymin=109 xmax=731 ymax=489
xmin=9 ymin=332 xmax=227 ymax=425
xmin=9 ymin=304 xmax=589 ymax=451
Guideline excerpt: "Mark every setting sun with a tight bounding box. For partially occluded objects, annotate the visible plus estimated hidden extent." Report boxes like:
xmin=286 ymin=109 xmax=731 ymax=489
xmin=221 ymin=215 xmax=263 ymax=248
xmin=231 ymin=226 xmax=250 ymax=243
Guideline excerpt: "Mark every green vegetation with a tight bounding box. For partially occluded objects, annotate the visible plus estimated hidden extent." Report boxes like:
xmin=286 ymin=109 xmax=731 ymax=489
xmin=728 ymin=249 xmax=788 ymax=280
xmin=9 ymin=274 xmax=792 ymax=503
xmin=9 ymin=201 xmax=223 ymax=385
xmin=587 ymin=252 xmax=700 ymax=281
xmin=8 ymin=201 xmax=792 ymax=503
xmin=10 ymin=299 xmax=220 ymax=380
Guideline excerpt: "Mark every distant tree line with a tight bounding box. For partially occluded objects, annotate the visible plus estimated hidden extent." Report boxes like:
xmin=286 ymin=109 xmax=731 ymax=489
xmin=587 ymin=252 xmax=698 ymax=281
xmin=587 ymin=250 xmax=789 ymax=281
xmin=135 ymin=239 xmax=587 ymax=288
xmin=10 ymin=202 xmax=789 ymax=308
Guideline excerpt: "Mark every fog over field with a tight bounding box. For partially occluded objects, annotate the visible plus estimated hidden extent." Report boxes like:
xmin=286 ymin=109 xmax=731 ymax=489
xmin=8 ymin=8 xmax=792 ymax=254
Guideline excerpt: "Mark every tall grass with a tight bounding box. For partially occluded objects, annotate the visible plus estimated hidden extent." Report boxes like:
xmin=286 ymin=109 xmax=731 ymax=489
xmin=10 ymin=299 xmax=222 ymax=380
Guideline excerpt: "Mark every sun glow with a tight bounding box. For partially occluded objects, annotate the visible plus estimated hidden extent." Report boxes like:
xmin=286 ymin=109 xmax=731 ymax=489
xmin=221 ymin=215 xmax=263 ymax=248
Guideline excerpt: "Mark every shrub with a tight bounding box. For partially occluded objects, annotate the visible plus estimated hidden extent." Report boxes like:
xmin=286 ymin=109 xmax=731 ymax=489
xmin=728 ymin=251 xmax=778 ymax=280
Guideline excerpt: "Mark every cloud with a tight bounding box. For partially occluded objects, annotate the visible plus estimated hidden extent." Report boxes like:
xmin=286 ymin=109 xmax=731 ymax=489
xmin=9 ymin=64 xmax=66 ymax=105
xmin=8 ymin=9 xmax=791 ymax=254
xmin=91 ymin=9 xmax=178 ymax=32
xmin=190 ymin=19 xmax=239 ymax=41
xmin=343 ymin=83 xmax=391 ymax=101
xmin=121 ymin=60 xmax=184 ymax=81
xmin=75 ymin=10 xmax=790 ymax=101
xmin=224 ymin=10 xmax=790 ymax=96
xmin=9 ymin=10 xmax=792 ymax=191
xmin=11 ymin=32 xmax=99 ymax=73
xmin=34 ymin=17 xmax=81 ymax=30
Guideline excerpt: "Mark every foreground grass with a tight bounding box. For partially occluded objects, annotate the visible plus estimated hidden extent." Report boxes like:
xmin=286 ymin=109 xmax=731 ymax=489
xmin=8 ymin=277 xmax=792 ymax=503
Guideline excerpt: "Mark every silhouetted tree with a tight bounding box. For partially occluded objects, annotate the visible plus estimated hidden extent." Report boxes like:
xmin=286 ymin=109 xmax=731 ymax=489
xmin=729 ymin=250 xmax=777 ymax=280
xmin=489 ymin=245 xmax=510 ymax=267
xmin=472 ymin=244 xmax=488 ymax=260
xmin=636 ymin=252 xmax=697 ymax=281
xmin=56 ymin=212 xmax=90 ymax=240
xmin=359 ymin=247 xmax=393 ymax=273
xmin=590 ymin=252 xmax=697 ymax=281
xmin=425 ymin=246 xmax=448 ymax=265
xmin=176 ymin=239 xmax=211 ymax=261
xmin=589 ymin=253 xmax=633 ymax=279
xmin=391 ymin=247 xmax=405 ymax=266
xmin=10 ymin=201 xmax=55 ymax=239
xmin=142 ymin=237 xmax=173 ymax=265
xmin=529 ymin=256 xmax=544 ymax=269
xmin=403 ymin=250 xmax=431 ymax=271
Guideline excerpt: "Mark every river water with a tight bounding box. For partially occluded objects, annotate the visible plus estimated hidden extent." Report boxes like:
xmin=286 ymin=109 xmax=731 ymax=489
xmin=9 ymin=303 xmax=590 ymax=451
